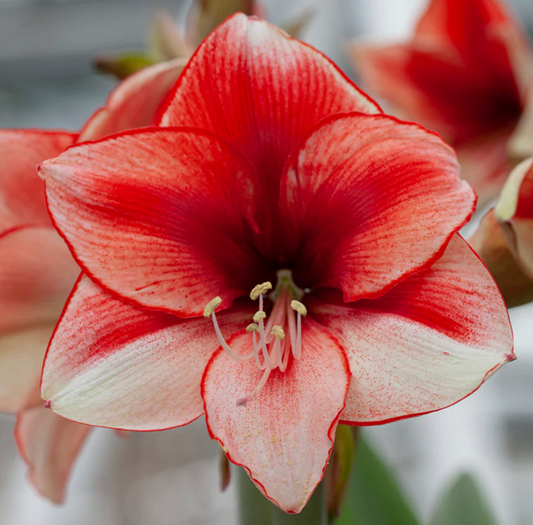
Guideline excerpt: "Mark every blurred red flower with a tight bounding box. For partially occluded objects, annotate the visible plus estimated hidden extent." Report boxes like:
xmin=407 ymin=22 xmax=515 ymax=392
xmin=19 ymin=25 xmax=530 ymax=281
xmin=349 ymin=0 xmax=533 ymax=204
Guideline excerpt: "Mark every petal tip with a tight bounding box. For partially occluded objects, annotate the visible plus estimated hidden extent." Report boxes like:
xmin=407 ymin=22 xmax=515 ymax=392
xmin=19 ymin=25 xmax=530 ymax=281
xmin=505 ymin=351 xmax=517 ymax=362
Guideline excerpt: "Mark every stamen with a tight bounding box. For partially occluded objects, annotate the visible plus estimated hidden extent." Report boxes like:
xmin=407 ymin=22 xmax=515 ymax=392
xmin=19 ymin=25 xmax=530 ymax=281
xmin=269 ymin=326 xmax=285 ymax=368
xmin=271 ymin=325 xmax=285 ymax=340
xmin=204 ymin=298 xmax=254 ymax=362
xmin=294 ymin=312 xmax=302 ymax=360
xmin=290 ymin=300 xmax=307 ymax=317
xmin=250 ymin=282 xmax=272 ymax=301
xmin=204 ymin=296 xmax=222 ymax=318
xmin=264 ymin=290 xmax=287 ymax=343
xmin=287 ymin=306 xmax=298 ymax=357
xmin=290 ymin=300 xmax=306 ymax=360
xmin=253 ymin=311 xmax=267 ymax=323
xmin=256 ymin=312 xmax=276 ymax=370
xmin=246 ymin=323 xmax=267 ymax=370
xmin=252 ymin=329 xmax=267 ymax=370
xmin=279 ymin=336 xmax=291 ymax=372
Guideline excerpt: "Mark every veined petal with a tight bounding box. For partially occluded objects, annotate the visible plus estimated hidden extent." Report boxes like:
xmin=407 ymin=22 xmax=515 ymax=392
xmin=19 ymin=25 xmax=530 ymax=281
xmin=0 ymin=130 xmax=76 ymax=234
xmin=39 ymin=128 xmax=268 ymax=316
xmin=79 ymin=59 xmax=186 ymax=141
xmin=310 ymin=235 xmax=513 ymax=424
xmin=15 ymin=407 xmax=91 ymax=504
xmin=0 ymin=227 xmax=79 ymax=334
xmin=42 ymin=276 xmax=253 ymax=430
xmin=281 ymin=113 xmax=475 ymax=301
xmin=202 ymin=318 xmax=349 ymax=513
xmin=160 ymin=13 xmax=380 ymax=198
xmin=0 ymin=326 xmax=54 ymax=412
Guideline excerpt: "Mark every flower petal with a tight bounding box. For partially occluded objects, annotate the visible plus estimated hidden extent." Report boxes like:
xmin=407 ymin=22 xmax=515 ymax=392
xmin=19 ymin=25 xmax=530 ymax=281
xmin=348 ymin=43 xmax=439 ymax=125
xmin=0 ymin=226 xmax=79 ymax=334
xmin=0 ymin=130 xmax=76 ymax=233
xmin=351 ymin=42 xmax=520 ymax=143
xmin=0 ymin=326 xmax=54 ymax=412
xmin=202 ymin=318 xmax=349 ymax=513
xmin=79 ymin=59 xmax=186 ymax=141
xmin=42 ymin=276 xmax=253 ymax=430
xmin=509 ymin=89 xmax=533 ymax=162
xmin=455 ymin=126 xmax=514 ymax=207
xmin=160 ymin=13 xmax=380 ymax=194
xmin=281 ymin=112 xmax=475 ymax=301
xmin=470 ymin=209 xmax=533 ymax=307
xmin=309 ymin=235 xmax=513 ymax=424
xmin=0 ymin=226 xmax=78 ymax=413
xmin=349 ymin=0 xmax=527 ymax=146
xmin=417 ymin=0 xmax=525 ymax=59
xmin=39 ymin=128 xmax=268 ymax=316
xmin=494 ymin=157 xmax=533 ymax=277
xmin=416 ymin=0 xmax=533 ymax=99
xmin=15 ymin=406 xmax=91 ymax=504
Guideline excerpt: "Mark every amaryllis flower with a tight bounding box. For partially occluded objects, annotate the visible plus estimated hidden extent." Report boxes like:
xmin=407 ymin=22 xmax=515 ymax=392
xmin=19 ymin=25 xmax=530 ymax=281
xmin=0 ymin=58 xmax=184 ymax=502
xmin=348 ymin=0 xmax=533 ymax=204
xmin=471 ymin=157 xmax=533 ymax=306
xmin=38 ymin=15 xmax=513 ymax=513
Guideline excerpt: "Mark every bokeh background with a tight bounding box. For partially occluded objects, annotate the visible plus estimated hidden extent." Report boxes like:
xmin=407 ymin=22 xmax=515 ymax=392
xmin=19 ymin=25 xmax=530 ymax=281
xmin=1 ymin=0 xmax=533 ymax=523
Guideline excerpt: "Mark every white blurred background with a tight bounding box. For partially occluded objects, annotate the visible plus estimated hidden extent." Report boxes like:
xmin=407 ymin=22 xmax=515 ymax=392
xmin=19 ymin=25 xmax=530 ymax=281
xmin=1 ymin=0 xmax=533 ymax=523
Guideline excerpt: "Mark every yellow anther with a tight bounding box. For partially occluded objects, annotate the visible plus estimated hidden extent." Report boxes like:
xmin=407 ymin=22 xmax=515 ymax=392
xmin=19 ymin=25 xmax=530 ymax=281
xmin=253 ymin=311 xmax=267 ymax=323
xmin=250 ymin=282 xmax=273 ymax=300
xmin=246 ymin=323 xmax=259 ymax=333
xmin=203 ymin=296 xmax=222 ymax=318
xmin=290 ymin=300 xmax=307 ymax=317
xmin=271 ymin=325 xmax=285 ymax=340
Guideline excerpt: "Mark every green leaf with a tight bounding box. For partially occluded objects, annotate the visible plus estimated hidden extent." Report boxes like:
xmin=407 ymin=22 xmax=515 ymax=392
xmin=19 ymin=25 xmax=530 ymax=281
xmin=336 ymin=432 xmax=421 ymax=525
xmin=94 ymin=53 xmax=156 ymax=80
xmin=237 ymin=467 xmax=273 ymax=525
xmin=430 ymin=473 xmax=499 ymax=525
xmin=327 ymin=426 xmax=356 ymax=521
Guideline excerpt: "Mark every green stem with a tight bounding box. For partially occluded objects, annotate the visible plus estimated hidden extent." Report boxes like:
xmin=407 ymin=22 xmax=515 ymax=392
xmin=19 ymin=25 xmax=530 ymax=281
xmin=237 ymin=467 xmax=328 ymax=525
xmin=237 ymin=467 xmax=273 ymax=525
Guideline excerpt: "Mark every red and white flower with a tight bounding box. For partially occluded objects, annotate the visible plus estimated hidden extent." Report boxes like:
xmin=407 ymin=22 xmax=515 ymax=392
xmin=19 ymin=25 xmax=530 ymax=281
xmin=349 ymin=0 xmax=533 ymax=204
xmin=0 ymin=58 xmax=184 ymax=502
xmin=38 ymin=15 xmax=513 ymax=513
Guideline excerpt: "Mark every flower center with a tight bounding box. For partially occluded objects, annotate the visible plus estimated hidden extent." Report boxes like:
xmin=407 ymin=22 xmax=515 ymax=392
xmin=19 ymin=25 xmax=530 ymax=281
xmin=203 ymin=269 xmax=307 ymax=406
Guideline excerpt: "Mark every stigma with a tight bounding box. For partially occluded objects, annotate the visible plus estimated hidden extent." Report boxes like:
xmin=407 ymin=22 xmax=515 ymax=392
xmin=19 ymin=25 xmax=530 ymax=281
xmin=203 ymin=270 xmax=307 ymax=406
